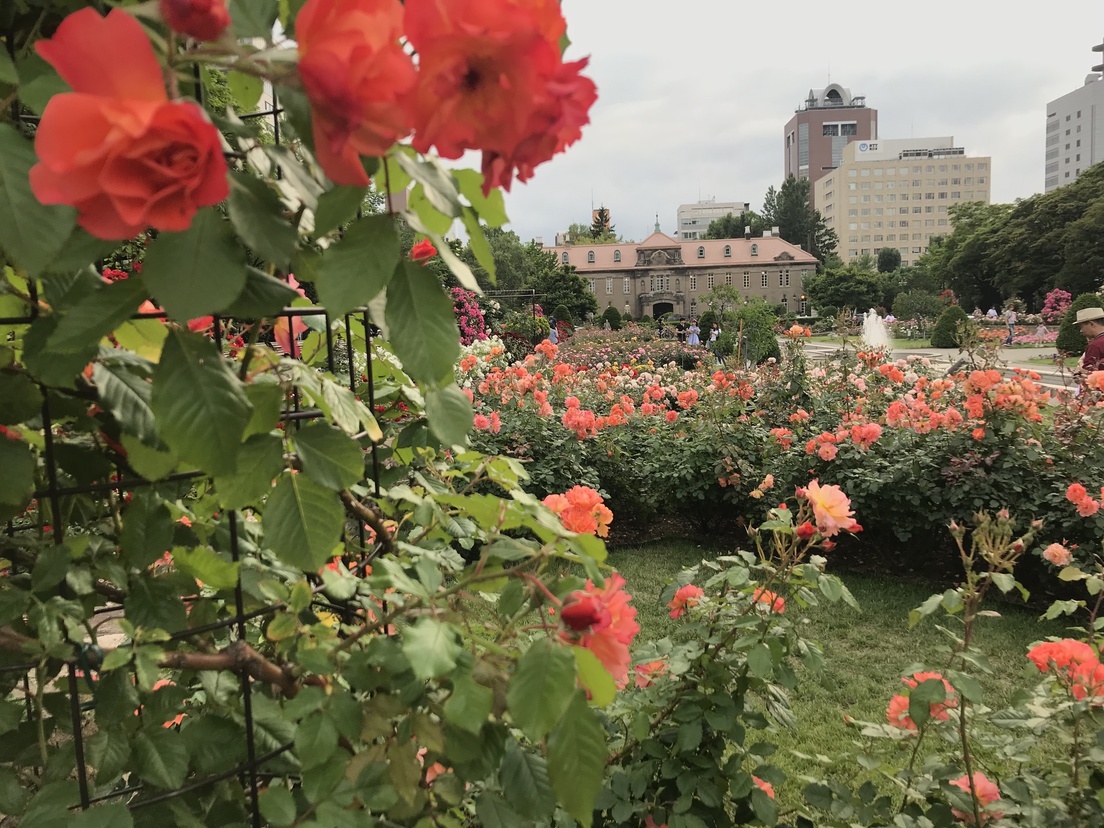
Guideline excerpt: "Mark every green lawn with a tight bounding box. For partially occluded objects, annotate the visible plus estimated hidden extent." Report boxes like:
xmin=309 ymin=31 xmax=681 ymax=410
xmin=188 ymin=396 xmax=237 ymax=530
xmin=807 ymin=335 xmax=932 ymax=348
xmin=1027 ymin=355 xmax=1079 ymax=368
xmin=610 ymin=538 xmax=1066 ymax=806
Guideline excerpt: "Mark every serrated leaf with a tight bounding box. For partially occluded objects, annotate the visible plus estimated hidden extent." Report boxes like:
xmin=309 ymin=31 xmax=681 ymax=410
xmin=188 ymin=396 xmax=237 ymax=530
xmin=222 ymin=267 xmax=301 ymax=318
xmin=213 ymin=432 xmax=285 ymax=510
xmin=227 ymin=71 xmax=264 ymax=112
xmin=229 ymin=0 xmax=279 ymax=39
xmin=443 ymin=674 xmax=493 ymax=734
xmin=313 ymin=186 xmax=367 ymax=237
xmin=747 ymin=643 xmax=773 ymax=678
xmin=948 ymin=670 xmax=983 ymax=703
xmin=263 ymin=472 xmax=344 ymax=570
xmin=573 ymin=646 xmax=615 ymax=707
xmin=119 ymin=491 xmax=173 ymax=568
xmin=317 ymin=215 xmax=400 ymax=316
xmin=93 ymin=363 xmax=157 ymax=445
xmin=0 ymin=50 xmax=17 ymax=86
xmin=227 ymin=173 xmax=297 ymax=267
xmin=507 ymin=639 xmax=575 ymax=742
xmin=133 ymin=728 xmax=189 ymax=789
xmin=461 ymin=206 xmax=496 ymax=283
xmin=402 ymin=618 xmax=461 ymax=680
xmin=150 ymin=330 xmax=252 ymax=477
xmin=454 ymin=169 xmax=508 ymax=228
xmin=121 ymin=434 xmax=177 ymax=481
xmin=71 ymin=803 xmax=133 ymax=828
xmin=424 ymin=384 xmax=472 ymax=446
xmin=500 ymin=739 xmax=555 ymax=820
xmin=125 ymin=578 xmax=187 ymax=633
xmin=0 ymin=123 xmax=76 ymax=275
xmin=48 ymin=277 xmax=147 ymax=352
xmin=259 ymin=785 xmax=297 ymax=827
xmin=476 ymin=792 xmax=524 ymax=828
xmin=547 ymin=692 xmax=606 ymax=828
xmin=0 ymin=438 xmax=34 ymax=507
xmin=0 ymin=371 xmax=43 ymax=425
xmin=142 ymin=207 xmax=246 ymax=321
xmin=294 ymin=421 xmax=364 ymax=490
xmin=386 ymin=260 xmax=460 ymax=387
xmin=172 ymin=546 xmax=240 ymax=590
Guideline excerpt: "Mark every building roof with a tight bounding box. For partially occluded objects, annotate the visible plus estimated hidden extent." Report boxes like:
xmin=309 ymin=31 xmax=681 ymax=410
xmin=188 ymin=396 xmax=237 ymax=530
xmin=545 ymin=235 xmax=819 ymax=270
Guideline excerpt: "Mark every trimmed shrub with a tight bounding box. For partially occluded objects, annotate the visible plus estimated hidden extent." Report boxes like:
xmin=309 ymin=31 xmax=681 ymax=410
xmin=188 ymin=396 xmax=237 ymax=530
xmin=551 ymin=304 xmax=572 ymax=327
xmin=930 ymin=304 xmax=969 ymax=348
xmin=697 ymin=310 xmax=717 ymax=332
xmin=602 ymin=306 xmax=622 ymax=331
xmin=639 ymin=314 xmax=652 ymax=324
xmin=817 ymin=305 xmax=838 ymax=320
xmin=1056 ymin=292 xmax=1101 ymax=354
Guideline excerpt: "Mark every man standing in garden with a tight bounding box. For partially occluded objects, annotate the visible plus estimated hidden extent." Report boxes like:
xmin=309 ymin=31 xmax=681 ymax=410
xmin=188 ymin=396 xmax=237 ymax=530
xmin=1076 ymin=306 xmax=1104 ymax=374
xmin=1004 ymin=307 xmax=1017 ymax=345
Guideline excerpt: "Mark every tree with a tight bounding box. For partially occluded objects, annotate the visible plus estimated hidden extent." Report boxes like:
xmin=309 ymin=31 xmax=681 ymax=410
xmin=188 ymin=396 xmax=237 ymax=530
xmin=704 ymin=211 xmax=766 ymax=240
xmin=562 ymin=221 xmax=623 ymax=245
xmin=591 ymin=207 xmax=615 ymax=239
xmin=768 ymin=174 xmax=837 ymax=263
xmin=892 ymin=291 xmax=944 ymax=326
xmin=915 ymin=201 xmax=1011 ymax=311
xmin=877 ymin=247 xmax=901 ymax=273
xmin=528 ymin=263 xmax=598 ymax=323
xmin=460 ymin=226 xmax=530 ymax=294
xmin=802 ymin=263 xmax=887 ymax=313
xmin=700 ymin=283 xmax=743 ymax=314
xmin=730 ymin=299 xmax=781 ymax=364
xmin=930 ymin=305 xmax=969 ymax=348
xmin=1056 ymin=292 xmax=1102 ymax=354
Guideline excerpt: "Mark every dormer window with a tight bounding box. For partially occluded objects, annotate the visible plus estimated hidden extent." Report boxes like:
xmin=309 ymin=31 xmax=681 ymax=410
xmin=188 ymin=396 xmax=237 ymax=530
xmin=587 ymin=250 xmax=595 ymax=263
xmin=751 ymin=244 xmax=759 ymax=256
xmin=724 ymin=245 xmax=731 ymax=257
xmin=561 ymin=251 xmax=569 ymax=264
xmin=614 ymin=250 xmax=621 ymax=262
xmin=697 ymin=246 xmax=705 ymax=259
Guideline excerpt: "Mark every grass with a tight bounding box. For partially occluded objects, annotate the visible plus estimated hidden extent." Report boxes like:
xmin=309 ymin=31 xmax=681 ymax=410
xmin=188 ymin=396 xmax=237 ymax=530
xmin=1027 ymin=355 xmax=1079 ymax=368
xmin=610 ymin=538 xmax=1067 ymax=806
xmin=807 ymin=335 xmax=933 ymax=348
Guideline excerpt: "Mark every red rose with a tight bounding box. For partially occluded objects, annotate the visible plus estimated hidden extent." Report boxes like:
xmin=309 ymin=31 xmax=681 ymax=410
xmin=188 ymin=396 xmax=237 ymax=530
xmin=404 ymin=0 xmax=596 ymax=193
xmin=296 ymin=0 xmax=415 ymax=185
xmin=560 ymin=594 xmax=610 ymax=632
xmin=160 ymin=0 xmax=231 ymax=41
xmin=795 ymin=521 xmax=817 ymax=539
xmin=29 ymin=9 xmax=228 ymax=240
xmin=411 ymin=239 xmax=437 ymax=261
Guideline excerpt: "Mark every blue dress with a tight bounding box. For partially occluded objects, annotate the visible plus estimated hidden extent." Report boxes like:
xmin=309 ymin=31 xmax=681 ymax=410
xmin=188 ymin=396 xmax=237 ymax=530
xmin=686 ymin=325 xmax=700 ymax=346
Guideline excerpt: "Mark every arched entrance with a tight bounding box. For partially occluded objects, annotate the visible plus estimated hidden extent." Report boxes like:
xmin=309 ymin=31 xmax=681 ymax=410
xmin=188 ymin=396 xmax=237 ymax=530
xmin=652 ymin=301 xmax=674 ymax=319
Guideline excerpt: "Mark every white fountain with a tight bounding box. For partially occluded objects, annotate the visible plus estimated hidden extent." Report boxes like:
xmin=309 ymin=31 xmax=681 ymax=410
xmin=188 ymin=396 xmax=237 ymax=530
xmin=861 ymin=308 xmax=891 ymax=350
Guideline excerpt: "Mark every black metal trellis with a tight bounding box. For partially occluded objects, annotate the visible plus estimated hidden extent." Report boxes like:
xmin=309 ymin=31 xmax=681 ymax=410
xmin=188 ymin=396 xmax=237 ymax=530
xmin=2 ymin=68 xmax=386 ymax=826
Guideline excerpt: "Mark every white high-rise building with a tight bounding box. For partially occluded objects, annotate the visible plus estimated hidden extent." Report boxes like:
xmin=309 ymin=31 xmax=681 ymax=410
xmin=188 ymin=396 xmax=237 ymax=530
xmin=675 ymin=199 xmax=750 ymax=240
xmin=1044 ymin=40 xmax=1104 ymax=192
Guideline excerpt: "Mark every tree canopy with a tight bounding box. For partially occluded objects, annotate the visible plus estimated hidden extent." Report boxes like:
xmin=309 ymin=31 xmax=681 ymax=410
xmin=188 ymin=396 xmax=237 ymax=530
xmin=803 ymin=261 xmax=887 ymax=313
xmin=704 ymin=210 xmax=767 ymax=240
xmin=761 ymin=174 xmax=837 ymax=264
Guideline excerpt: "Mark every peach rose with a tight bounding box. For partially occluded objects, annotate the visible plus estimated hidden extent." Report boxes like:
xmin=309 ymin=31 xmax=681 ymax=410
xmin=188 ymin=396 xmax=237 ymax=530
xmin=29 ymin=9 xmax=228 ymax=240
xmin=296 ymin=0 xmax=415 ymax=185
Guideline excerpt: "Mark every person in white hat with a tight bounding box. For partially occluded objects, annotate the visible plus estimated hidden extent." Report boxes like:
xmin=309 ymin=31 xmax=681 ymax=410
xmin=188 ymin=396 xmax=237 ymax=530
xmin=1075 ymin=306 xmax=1104 ymax=375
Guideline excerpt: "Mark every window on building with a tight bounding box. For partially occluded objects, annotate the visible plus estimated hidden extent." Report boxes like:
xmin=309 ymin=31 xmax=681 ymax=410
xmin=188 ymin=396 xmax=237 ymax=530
xmin=588 ymin=279 xmax=594 ymax=292
xmin=613 ymin=250 xmax=621 ymax=262
xmin=743 ymin=272 xmax=750 ymax=288
xmin=689 ymin=276 xmax=697 ymax=290
xmin=778 ymin=273 xmax=784 ymax=287
xmin=587 ymin=250 xmax=595 ymax=263
xmin=750 ymin=244 xmax=758 ymax=256
xmin=708 ymin=275 xmax=715 ymax=289
xmin=724 ymin=245 xmax=731 ymax=257
xmin=721 ymin=274 xmax=730 ymax=286
xmin=761 ymin=272 xmax=768 ymax=287
xmin=823 ymin=124 xmax=839 ymax=136
xmin=840 ymin=122 xmax=857 ymax=136
xmin=785 ymin=272 xmax=790 ymax=287
xmin=561 ymin=252 xmax=569 ymax=264
xmin=623 ymin=278 xmax=630 ymax=294
xmin=606 ymin=278 xmax=613 ymax=294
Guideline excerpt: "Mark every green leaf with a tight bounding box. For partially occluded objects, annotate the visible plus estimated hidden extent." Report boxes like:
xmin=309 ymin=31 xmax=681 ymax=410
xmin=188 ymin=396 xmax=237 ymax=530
xmin=150 ymin=329 xmax=252 ymax=477
xmin=142 ymin=207 xmax=247 ymax=321
xmin=111 ymin=318 xmax=168 ymax=361
xmin=29 ymin=546 xmax=65 ymax=592
xmin=0 ymin=123 xmax=77 ymax=275
xmin=476 ymin=792 xmax=525 ymax=828
xmin=229 ymin=0 xmax=279 ymax=39
xmin=172 ymin=546 xmax=240 ymax=591
xmin=947 ymin=670 xmax=983 ymax=703
xmin=0 ymin=438 xmax=34 ymax=507
xmin=317 ymin=215 xmax=399 ymax=316
xmin=213 ymin=432 xmax=285 ymax=510
xmin=908 ymin=593 xmax=944 ymax=629
xmin=121 ymin=434 xmax=178 ymax=481
xmin=500 ymin=739 xmax=555 ymax=820
xmin=244 ymin=381 xmax=286 ymax=438
xmin=125 ymin=578 xmax=187 ymax=633
xmin=259 ymin=785 xmax=298 ymax=827
xmin=394 ymin=153 xmax=461 ymax=217
xmin=0 ymin=371 xmax=43 ymax=425
xmin=747 ymin=643 xmax=774 ymax=678
xmin=454 ymin=169 xmax=508 ymax=228
xmin=71 ymin=804 xmax=133 ymax=828
xmin=48 ymin=276 xmax=147 ymax=352
xmin=507 ymin=639 xmax=575 ymax=742
xmin=443 ymin=675 xmax=494 ymax=734
xmin=907 ymin=678 xmax=948 ymax=729
xmin=424 ymin=384 xmax=472 ymax=446
xmin=573 ymin=646 xmax=616 ymax=707
xmin=227 ymin=71 xmax=264 ymax=111
xmin=119 ymin=491 xmax=173 ymax=568
xmin=386 ymin=261 xmax=460 ymax=387
xmin=402 ymin=618 xmax=461 ymax=680
xmin=313 ymin=186 xmax=368 ymax=237
xmin=547 ymin=692 xmax=606 ymax=828
xmin=92 ymin=363 xmax=157 ymax=445
xmin=294 ymin=421 xmax=364 ymax=490
xmin=263 ymin=471 xmax=344 ymax=570
xmin=0 ymin=50 xmax=17 ymax=86
xmin=227 ymin=173 xmax=297 ymax=267
xmin=133 ymin=728 xmax=189 ymax=789
xmin=296 ymin=712 xmax=339 ymax=770
xmin=460 ymin=206 xmax=496 ymax=282
xmin=180 ymin=715 xmax=247 ymax=774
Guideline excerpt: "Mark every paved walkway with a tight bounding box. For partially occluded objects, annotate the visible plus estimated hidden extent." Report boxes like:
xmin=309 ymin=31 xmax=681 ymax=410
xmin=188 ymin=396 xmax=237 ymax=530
xmin=802 ymin=341 xmax=1077 ymax=389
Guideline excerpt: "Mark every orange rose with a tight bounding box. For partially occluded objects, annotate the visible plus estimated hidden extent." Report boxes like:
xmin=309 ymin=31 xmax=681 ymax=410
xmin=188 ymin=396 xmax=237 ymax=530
xmin=296 ymin=0 xmax=416 ymax=185
xmin=29 ymin=9 xmax=228 ymax=240
xmin=160 ymin=0 xmax=231 ymax=41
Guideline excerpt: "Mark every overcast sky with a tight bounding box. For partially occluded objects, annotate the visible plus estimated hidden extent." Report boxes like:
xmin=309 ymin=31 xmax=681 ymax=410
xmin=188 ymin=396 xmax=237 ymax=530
xmin=494 ymin=0 xmax=1104 ymax=244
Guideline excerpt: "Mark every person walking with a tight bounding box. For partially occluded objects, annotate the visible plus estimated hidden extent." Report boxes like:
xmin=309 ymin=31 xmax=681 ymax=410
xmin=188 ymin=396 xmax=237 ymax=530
xmin=548 ymin=318 xmax=558 ymax=345
xmin=1004 ymin=307 xmax=1017 ymax=345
